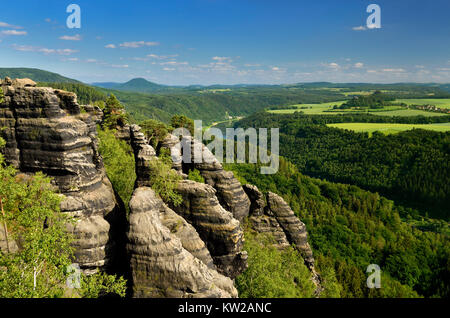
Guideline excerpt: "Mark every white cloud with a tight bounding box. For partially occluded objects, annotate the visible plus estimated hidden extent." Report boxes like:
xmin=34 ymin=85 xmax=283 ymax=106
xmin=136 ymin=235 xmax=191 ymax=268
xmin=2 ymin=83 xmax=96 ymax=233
xmin=105 ymin=44 xmax=116 ymax=49
xmin=352 ymin=26 xmax=366 ymax=31
xmin=160 ymin=61 xmax=188 ymax=66
xmin=66 ymin=57 xmax=79 ymax=62
xmin=325 ymin=62 xmax=340 ymax=70
xmin=0 ymin=22 xmax=23 ymax=29
xmin=147 ymin=54 xmax=178 ymax=60
xmin=367 ymin=70 xmax=377 ymax=73
xmin=437 ymin=68 xmax=450 ymax=71
xmin=11 ymin=44 xmax=77 ymax=55
xmin=244 ymin=64 xmax=261 ymax=67
xmin=354 ymin=62 xmax=364 ymax=68
xmin=2 ymin=30 xmax=27 ymax=36
xmin=271 ymin=67 xmax=280 ymax=71
xmin=415 ymin=65 xmax=425 ymax=69
xmin=382 ymin=68 xmax=405 ymax=72
xmin=212 ymin=56 xmax=232 ymax=62
xmin=59 ymin=34 xmax=82 ymax=41
xmin=119 ymin=41 xmax=159 ymax=48
xmin=86 ymin=59 xmax=98 ymax=63
xmin=163 ymin=67 xmax=175 ymax=71
xmin=111 ymin=64 xmax=129 ymax=68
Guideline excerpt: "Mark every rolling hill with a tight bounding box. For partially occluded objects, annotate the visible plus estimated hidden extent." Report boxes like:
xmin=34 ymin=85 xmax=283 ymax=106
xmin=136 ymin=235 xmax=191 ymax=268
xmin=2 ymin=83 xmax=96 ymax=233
xmin=0 ymin=68 xmax=81 ymax=83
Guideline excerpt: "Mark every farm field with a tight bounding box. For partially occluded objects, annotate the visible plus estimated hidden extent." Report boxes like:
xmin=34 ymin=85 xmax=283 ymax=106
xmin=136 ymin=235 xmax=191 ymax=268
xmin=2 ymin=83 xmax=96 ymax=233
xmin=394 ymin=98 xmax=450 ymax=108
xmin=269 ymin=101 xmax=450 ymax=116
xmin=327 ymin=122 xmax=450 ymax=135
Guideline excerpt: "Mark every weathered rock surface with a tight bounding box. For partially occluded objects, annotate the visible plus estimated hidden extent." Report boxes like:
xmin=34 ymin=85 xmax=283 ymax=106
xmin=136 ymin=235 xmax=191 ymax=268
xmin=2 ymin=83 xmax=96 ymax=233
xmin=161 ymin=134 xmax=251 ymax=222
xmin=243 ymin=184 xmax=321 ymax=290
xmin=127 ymin=187 xmax=237 ymax=298
xmin=172 ymin=180 xmax=248 ymax=278
xmin=129 ymin=128 xmax=247 ymax=279
xmin=0 ymin=78 xmax=126 ymax=274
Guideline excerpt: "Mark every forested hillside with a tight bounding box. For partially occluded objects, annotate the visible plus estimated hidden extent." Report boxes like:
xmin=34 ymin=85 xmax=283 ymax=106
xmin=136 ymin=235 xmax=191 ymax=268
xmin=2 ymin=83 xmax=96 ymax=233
xmin=0 ymin=68 xmax=80 ymax=83
xmin=225 ymin=158 xmax=449 ymax=298
xmin=235 ymin=112 xmax=450 ymax=220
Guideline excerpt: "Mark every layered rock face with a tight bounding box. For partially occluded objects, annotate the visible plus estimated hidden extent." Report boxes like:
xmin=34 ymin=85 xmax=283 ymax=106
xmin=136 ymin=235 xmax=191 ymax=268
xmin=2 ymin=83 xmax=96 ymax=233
xmin=243 ymin=184 xmax=321 ymax=290
xmin=127 ymin=125 xmax=246 ymax=296
xmin=127 ymin=187 xmax=237 ymax=297
xmin=0 ymin=78 xmax=126 ymax=274
xmin=172 ymin=180 xmax=248 ymax=279
xmin=161 ymin=134 xmax=251 ymax=222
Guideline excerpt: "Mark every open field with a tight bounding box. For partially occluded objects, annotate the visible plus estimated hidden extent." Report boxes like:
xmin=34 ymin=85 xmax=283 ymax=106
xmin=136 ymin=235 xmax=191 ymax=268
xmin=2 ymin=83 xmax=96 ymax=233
xmin=395 ymin=98 xmax=450 ymax=109
xmin=268 ymin=101 xmax=450 ymax=116
xmin=327 ymin=122 xmax=450 ymax=135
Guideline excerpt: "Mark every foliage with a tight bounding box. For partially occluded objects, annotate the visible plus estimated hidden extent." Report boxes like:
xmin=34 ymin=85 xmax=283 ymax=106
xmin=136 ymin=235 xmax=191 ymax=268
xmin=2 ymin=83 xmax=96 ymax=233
xmin=225 ymin=157 xmax=448 ymax=298
xmin=97 ymin=128 xmax=136 ymax=212
xmin=0 ymin=136 xmax=127 ymax=298
xmin=148 ymin=157 xmax=183 ymax=207
xmin=79 ymin=272 xmax=127 ymax=298
xmin=0 ymin=165 xmax=70 ymax=298
xmin=171 ymin=115 xmax=194 ymax=135
xmin=338 ymin=91 xmax=399 ymax=109
xmin=236 ymin=230 xmax=317 ymax=298
xmin=37 ymin=82 xmax=106 ymax=105
xmin=102 ymin=94 xmax=129 ymax=129
xmin=236 ymin=112 xmax=450 ymax=219
xmin=140 ymin=119 xmax=170 ymax=148
xmin=187 ymin=169 xmax=205 ymax=183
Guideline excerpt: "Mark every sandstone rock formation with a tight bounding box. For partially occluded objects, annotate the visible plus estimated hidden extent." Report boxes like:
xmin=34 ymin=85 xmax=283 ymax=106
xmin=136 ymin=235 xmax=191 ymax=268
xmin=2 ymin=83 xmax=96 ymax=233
xmin=0 ymin=78 xmax=126 ymax=274
xmin=127 ymin=187 xmax=237 ymax=298
xmin=243 ymin=184 xmax=321 ymax=290
xmin=172 ymin=180 xmax=248 ymax=278
xmin=161 ymin=134 xmax=251 ymax=222
xmin=129 ymin=127 xmax=248 ymax=280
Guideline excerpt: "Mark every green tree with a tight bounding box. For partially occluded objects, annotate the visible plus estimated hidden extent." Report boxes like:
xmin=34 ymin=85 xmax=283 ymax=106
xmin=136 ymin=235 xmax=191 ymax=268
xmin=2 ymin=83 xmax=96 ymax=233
xmin=148 ymin=155 xmax=183 ymax=207
xmin=103 ymin=94 xmax=128 ymax=129
xmin=0 ymin=136 xmax=127 ymax=298
xmin=140 ymin=119 xmax=170 ymax=148
xmin=97 ymin=128 xmax=136 ymax=212
xmin=171 ymin=115 xmax=194 ymax=135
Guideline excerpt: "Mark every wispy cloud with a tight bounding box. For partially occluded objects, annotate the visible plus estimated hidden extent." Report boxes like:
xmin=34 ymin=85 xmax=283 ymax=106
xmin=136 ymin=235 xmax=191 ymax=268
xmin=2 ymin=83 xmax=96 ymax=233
xmin=119 ymin=41 xmax=159 ymax=48
xmin=0 ymin=21 xmax=23 ymax=29
xmin=59 ymin=34 xmax=82 ymax=41
xmin=352 ymin=26 xmax=367 ymax=31
xmin=354 ymin=62 xmax=364 ymax=68
xmin=111 ymin=64 xmax=129 ymax=68
xmin=2 ymin=30 xmax=27 ymax=36
xmin=382 ymin=68 xmax=405 ymax=72
xmin=105 ymin=44 xmax=116 ymax=49
xmin=12 ymin=44 xmax=78 ymax=55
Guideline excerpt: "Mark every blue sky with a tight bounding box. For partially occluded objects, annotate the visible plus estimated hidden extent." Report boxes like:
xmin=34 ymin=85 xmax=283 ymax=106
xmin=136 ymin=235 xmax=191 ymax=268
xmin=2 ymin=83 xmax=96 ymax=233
xmin=1 ymin=0 xmax=449 ymax=85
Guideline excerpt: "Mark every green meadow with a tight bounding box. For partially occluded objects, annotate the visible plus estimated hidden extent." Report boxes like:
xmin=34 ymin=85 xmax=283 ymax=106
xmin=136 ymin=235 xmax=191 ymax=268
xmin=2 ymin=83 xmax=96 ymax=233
xmin=268 ymin=100 xmax=449 ymax=116
xmin=327 ymin=122 xmax=450 ymax=135
xmin=394 ymin=98 xmax=450 ymax=109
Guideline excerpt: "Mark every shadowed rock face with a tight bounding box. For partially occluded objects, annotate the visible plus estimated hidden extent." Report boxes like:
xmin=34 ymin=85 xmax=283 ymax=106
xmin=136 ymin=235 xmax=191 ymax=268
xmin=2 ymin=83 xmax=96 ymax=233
xmin=0 ymin=78 xmax=126 ymax=274
xmin=129 ymin=127 xmax=248 ymax=280
xmin=161 ymin=134 xmax=251 ymax=222
xmin=243 ymin=184 xmax=321 ymax=291
xmin=172 ymin=180 xmax=248 ymax=279
xmin=127 ymin=187 xmax=237 ymax=298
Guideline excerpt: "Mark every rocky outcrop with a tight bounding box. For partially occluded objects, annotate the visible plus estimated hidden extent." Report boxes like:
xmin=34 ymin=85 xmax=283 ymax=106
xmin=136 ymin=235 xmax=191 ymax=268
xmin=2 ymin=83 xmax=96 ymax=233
xmin=127 ymin=187 xmax=237 ymax=298
xmin=243 ymin=184 xmax=321 ymax=290
xmin=161 ymin=134 xmax=251 ymax=222
xmin=172 ymin=180 xmax=248 ymax=279
xmin=129 ymin=128 xmax=248 ymax=280
xmin=0 ymin=78 xmax=126 ymax=274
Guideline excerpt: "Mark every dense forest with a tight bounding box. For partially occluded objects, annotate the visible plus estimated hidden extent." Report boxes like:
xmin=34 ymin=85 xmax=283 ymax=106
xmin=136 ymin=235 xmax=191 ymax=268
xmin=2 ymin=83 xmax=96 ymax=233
xmin=225 ymin=158 xmax=449 ymax=298
xmin=235 ymin=112 xmax=450 ymax=220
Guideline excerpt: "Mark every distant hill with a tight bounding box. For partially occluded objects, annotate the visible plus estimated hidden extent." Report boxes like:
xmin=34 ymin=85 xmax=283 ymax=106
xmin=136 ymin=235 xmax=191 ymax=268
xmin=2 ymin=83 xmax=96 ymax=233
xmin=93 ymin=78 xmax=169 ymax=93
xmin=0 ymin=68 xmax=81 ymax=83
